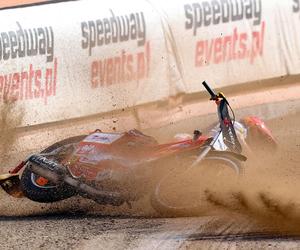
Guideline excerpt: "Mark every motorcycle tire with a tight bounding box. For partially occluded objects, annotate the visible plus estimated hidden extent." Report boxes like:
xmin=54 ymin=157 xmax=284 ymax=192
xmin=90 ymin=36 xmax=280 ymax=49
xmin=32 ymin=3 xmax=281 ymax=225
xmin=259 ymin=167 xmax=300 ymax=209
xmin=150 ymin=155 xmax=242 ymax=217
xmin=20 ymin=135 xmax=86 ymax=203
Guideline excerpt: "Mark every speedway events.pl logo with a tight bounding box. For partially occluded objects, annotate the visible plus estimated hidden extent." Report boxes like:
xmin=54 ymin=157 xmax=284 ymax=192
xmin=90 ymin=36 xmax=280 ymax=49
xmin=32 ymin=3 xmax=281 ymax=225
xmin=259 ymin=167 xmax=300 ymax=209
xmin=81 ymin=10 xmax=150 ymax=89
xmin=184 ymin=0 xmax=265 ymax=66
xmin=0 ymin=22 xmax=57 ymax=105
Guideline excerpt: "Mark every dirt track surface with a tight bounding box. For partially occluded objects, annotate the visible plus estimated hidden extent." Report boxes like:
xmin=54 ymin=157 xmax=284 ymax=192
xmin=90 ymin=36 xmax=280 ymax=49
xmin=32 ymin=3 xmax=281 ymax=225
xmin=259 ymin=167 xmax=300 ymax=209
xmin=0 ymin=108 xmax=299 ymax=249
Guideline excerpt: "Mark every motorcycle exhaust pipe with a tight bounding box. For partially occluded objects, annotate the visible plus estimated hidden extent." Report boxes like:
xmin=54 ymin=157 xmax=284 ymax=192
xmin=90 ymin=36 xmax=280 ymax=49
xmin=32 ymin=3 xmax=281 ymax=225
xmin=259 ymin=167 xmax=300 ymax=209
xmin=63 ymin=176 xmax=124 ymax=206
xmin=28 ymin=162 xmax=64 ymax=184
xmin=28 ymin=155 xmax=124 ymax=206
xmin=28 ymin=155 xmax=66 ymax=184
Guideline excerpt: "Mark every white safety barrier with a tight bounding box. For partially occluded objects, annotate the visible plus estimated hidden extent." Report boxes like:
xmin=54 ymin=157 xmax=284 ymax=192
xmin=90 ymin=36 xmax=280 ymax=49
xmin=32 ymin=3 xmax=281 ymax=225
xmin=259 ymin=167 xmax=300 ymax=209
xmin=276 ymin=0 xmax=300 ymax=75
xmin=149 ymin=0 xmax=289 ymax=93
xmin=0 ymin=0 xmax=298 ymax=128
xmin=0 ymin=0 xmax=170 ymax=126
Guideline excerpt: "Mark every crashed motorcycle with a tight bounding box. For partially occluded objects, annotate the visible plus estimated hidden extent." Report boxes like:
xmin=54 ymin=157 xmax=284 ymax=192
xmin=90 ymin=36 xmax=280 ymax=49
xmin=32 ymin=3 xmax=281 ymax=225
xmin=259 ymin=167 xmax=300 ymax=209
xmin=0 ymin=81 xmax=276 ymax=215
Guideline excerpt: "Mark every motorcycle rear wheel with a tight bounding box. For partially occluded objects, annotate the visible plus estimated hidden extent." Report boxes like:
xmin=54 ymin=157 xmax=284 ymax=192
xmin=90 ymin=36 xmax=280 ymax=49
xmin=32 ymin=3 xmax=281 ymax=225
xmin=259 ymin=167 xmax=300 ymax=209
xmin=20 ymin=135 xmax=86 ymax=203
xmin=150 ymin=155 xmax=242 ymax=217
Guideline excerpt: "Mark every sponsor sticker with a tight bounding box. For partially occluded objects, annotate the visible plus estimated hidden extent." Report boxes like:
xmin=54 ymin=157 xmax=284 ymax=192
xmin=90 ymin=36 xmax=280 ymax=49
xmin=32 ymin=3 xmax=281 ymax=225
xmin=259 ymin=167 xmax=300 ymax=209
xmin=82 ymin=132 xmax=123 ymax=144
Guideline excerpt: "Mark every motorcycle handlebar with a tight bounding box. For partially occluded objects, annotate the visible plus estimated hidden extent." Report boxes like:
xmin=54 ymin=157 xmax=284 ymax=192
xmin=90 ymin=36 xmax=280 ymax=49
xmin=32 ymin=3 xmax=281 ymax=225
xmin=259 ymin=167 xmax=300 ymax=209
xmin=202 ymin=81 xmax=218 ymax=100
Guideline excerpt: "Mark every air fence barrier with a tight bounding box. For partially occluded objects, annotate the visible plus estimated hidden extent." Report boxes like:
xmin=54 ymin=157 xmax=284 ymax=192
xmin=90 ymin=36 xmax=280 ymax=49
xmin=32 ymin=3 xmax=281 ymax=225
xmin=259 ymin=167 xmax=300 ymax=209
xmin=0 ymin=0 xmax=298 ymax=128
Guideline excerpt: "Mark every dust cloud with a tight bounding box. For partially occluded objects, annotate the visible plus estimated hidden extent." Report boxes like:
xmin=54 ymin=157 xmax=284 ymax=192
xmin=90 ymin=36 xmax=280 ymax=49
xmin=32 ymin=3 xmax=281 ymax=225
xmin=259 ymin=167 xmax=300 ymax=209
xmin=153 ymin=112 xmax=300 ymax=231
xmin=0 ymin=109 xmax=299 ymax=236
xmin=0 ymin=101 xmax=23 ymax=163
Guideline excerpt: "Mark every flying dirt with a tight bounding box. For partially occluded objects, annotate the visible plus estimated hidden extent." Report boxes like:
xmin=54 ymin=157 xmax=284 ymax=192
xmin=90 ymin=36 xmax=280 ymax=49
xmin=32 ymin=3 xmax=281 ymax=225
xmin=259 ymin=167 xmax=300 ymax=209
xmin=0 ymin=108 xmax=299 ymax=249
xmin=0 ymin=101 xmax=23 ymax=163
xmin=0 ymin=84 xmax=299 ymax=249
xmin=0 ymin=82 xmax=277 ymax=217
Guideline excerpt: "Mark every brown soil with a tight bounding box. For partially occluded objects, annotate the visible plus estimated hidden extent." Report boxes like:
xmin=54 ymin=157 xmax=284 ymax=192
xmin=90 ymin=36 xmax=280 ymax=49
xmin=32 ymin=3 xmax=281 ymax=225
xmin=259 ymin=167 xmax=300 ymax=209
xmin=0 ymin=108 xmax=299 ymax=249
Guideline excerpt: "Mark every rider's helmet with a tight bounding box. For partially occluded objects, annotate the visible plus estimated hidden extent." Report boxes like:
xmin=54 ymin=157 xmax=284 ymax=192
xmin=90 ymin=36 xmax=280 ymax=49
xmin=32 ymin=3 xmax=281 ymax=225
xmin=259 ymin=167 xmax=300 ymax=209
xmin=240 ymin=116 xmax=277 ymax=152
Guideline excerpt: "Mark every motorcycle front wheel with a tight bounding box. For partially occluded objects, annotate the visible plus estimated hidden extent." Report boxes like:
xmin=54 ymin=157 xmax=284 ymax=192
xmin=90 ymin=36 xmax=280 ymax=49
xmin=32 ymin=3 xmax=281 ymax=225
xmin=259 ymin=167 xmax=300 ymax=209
xmin=150 ymin=155 xmax=242 ymax=217
xmin=20 ymin=135 xmax=86 ymax=203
